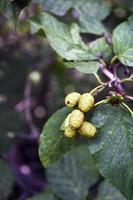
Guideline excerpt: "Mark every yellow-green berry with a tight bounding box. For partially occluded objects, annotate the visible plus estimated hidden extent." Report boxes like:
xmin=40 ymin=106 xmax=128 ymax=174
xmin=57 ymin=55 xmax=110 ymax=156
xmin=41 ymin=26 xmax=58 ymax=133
xmin=78 ymin=93 xmax=94 ymax=112
xmin=65 ymin=92 xmax=81 ymax=108
xmin=64 ymin=126 xmax=76 ymax=138
xmin=78 ymin=121 xmax=97 ymax=138
xmin=69 ymin=109 xmax=84 ymax=129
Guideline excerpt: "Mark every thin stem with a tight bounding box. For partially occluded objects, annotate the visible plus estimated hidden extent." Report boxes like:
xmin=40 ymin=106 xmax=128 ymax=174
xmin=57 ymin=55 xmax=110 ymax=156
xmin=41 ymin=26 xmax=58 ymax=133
xmin=94 ymin=99 xmax=108 ymax=107
xmin=120 ymin=78 xmax=133 ymax=83
xmin=94 ymin=73 xmax=107 ymax=85
xmin=122 ymin=102 xmax=133 ymax=117
xmin=96 ymin=85 xmax=107 ymax=94
xmin=90 ymin=84 xmax=106 ymax=95
xmin=98 ymin=58 xmax=107 ymax=67
xmin=102 ymin=67 xmax=114 ymax=80
xmin=125 ymin=95 xmax=133 ymax=101
xmin=111 ymin=55 xmax=118 ymax=64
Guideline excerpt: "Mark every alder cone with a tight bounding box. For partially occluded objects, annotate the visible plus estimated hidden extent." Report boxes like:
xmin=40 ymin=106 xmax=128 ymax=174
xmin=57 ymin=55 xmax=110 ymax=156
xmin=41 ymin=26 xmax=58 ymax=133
xmin=78 ymin=121 xmax=97 ymax=138
xmin=78 ymin=93 xmax=94 ymax=112
xmin=65 ymin=92 xmax=81 ymax=108
xmin=69 ymin=109 xmax=84 ymax=129
xmin=64 ymin=126 xmax=76 ymax=138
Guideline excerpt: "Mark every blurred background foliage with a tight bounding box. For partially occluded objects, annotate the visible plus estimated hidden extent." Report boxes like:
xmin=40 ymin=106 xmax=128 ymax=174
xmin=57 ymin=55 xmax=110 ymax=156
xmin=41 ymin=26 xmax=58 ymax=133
xmin=0 ymin=0 xmax=132 ymax=199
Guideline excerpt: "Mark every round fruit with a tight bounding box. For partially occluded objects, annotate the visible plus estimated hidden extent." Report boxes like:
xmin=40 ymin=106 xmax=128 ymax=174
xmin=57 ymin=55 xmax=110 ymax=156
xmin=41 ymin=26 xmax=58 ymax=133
xmin=78 ymin=121 xmax=97 ymax=138
xmin=69 ymin=109 xmax=84 ymax=129
xmin=65 ymin=92 xmax=81 ymax=108
xmin=78 ymin=93 xmax=94 ymax=112
xmin=64 ymin=126 xmax=76 ymax=138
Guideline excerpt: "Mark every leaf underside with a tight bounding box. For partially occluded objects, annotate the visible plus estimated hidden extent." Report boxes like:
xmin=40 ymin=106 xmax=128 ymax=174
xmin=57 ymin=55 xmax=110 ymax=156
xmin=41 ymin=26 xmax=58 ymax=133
xmin=113 ymin=15 xmax=133 ymax=67
xmin=95 ymin=180 xmax=126 ymax=200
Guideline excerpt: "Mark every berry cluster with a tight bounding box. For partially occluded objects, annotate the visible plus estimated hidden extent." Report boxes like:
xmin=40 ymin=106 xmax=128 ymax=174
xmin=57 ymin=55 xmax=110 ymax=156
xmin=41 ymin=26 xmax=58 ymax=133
xmin=62 ymin=92 xmax=97 ymax=138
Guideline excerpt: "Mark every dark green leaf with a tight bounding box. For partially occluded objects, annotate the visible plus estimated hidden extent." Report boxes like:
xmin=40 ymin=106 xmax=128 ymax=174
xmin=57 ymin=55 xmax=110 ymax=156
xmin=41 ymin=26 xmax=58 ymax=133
xmin=29 ymin=12 xmax=95 ymax=61
xmin=88 ymin=104 xmax=133 ymax=200
xmin=65 ymin=61 xmax=99 ymax=74
xmin=47 ymin=145 xmax=100 ymax=200
xmin=113 ymin=16 xmax=133 ymax=66
xmin=95 ymin=181 xmax=126 ymax=200
xmin=39 ymin=107 xmax=80 ymax=168
xmin=27 ymin=188 xmax=59 ymax=200
xmin=72 ymin=145 xmax=100 ymax=181
xmin=0 ymin=160 xmax=14 ymax=200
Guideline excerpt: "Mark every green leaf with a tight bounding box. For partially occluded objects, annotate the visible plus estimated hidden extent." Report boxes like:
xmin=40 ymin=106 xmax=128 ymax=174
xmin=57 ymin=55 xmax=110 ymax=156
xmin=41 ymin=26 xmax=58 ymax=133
xmin=95 ymin=181 xmax=126 ymax=200
xmin=46 ymin=145 xmax=100 ymax=200
xmin=89 ymin=37 xmax=113 ymax=62
xmin=65 ymin=61 xmax=99 ymax=74
xmin=27 ymin=188 xmax=59 ymax=200
xmin=31 ymin=0 xmax=111 ymax=35
xmin=78 ymin=17 xmax=106 ymax=35
xmin=32 ymin=0 xmax=73 ymax=15
xmin=31 ymin=0 xmax=111 ymax=16
xmin=75 ymin=0 xmax=111 ymax=21
xmin=75 ymin=0 xmax=111 ymax=35
xmin=39 ymin=107 xmax=80 ymax=168
xmin=0 ymin=160 xmax=14 ymax=200
xmin=29 ymin=12 xmax=95 ymax=61
xmin=113 ymin=16 xmax=133 ymax=66
xmin=88 ymin=104 xmax=133 ymax=200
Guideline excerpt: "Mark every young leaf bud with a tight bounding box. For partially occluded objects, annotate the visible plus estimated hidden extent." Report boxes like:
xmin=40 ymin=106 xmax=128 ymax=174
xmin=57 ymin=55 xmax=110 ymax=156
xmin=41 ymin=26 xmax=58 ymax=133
xmin=78 ymin=93 xmax=94 ymax=112
xmin=65 ymin=92 xmax=81 ymax=108
xmin=60 ymin=114 xmax=71 ymax=131
xmin=78 ymin=121 xmax=97 ymax=138
xmin=69 ymin=109 xmax=84 ymax=129
xmin=64 ymin=126 xmax=76 ymax=138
